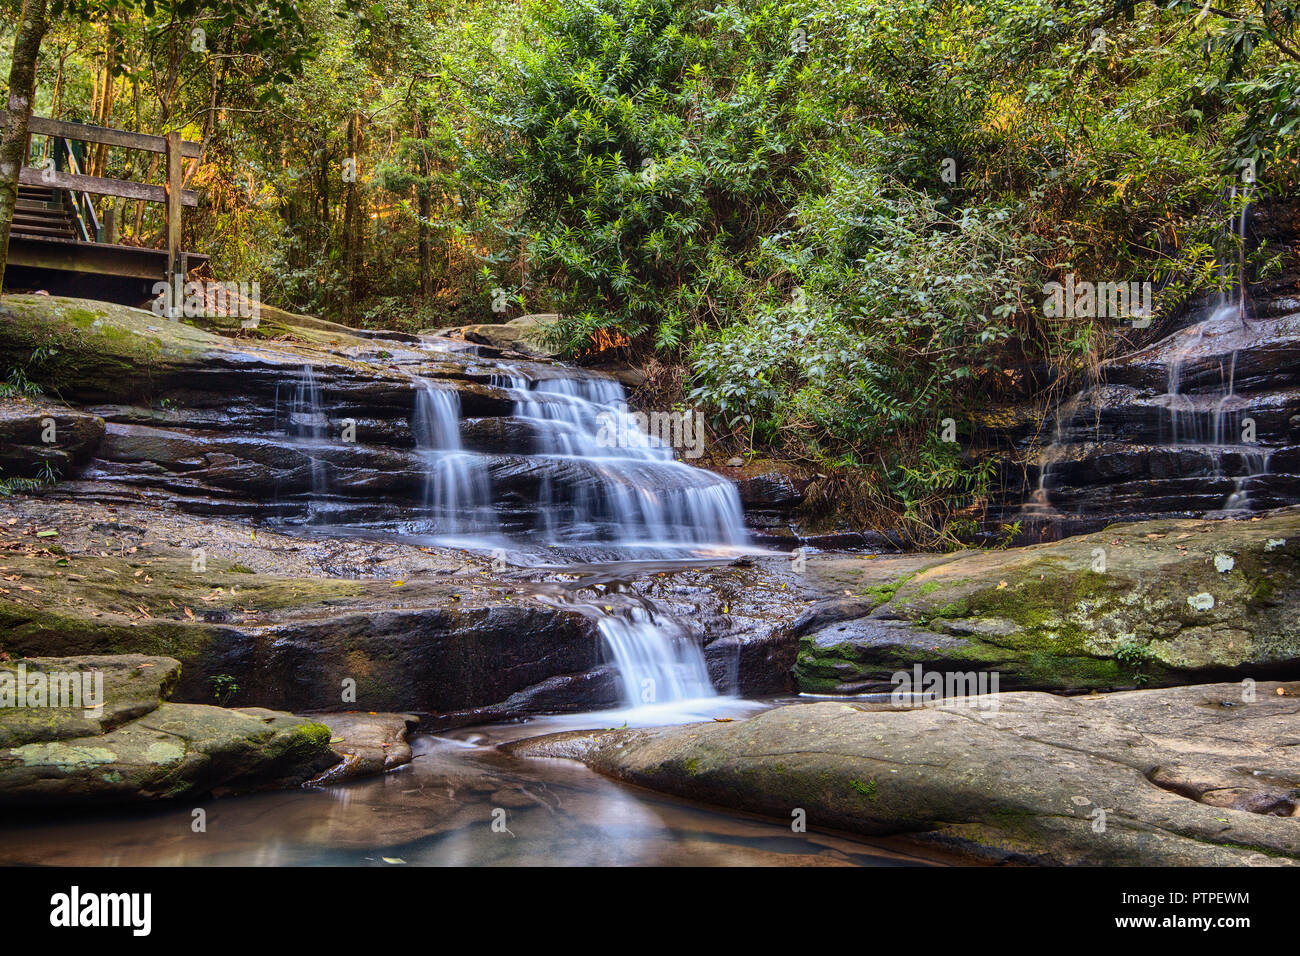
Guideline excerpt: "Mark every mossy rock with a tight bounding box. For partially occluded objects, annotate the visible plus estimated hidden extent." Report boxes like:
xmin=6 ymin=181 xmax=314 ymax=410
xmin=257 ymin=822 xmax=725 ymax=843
xmin=795 ymin=509 xmax=1300 ymax=693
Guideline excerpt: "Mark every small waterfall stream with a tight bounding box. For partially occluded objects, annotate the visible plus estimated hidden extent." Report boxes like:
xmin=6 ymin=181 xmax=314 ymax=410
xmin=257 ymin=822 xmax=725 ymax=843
xmin=412 ymin=382 xmax=498 ymax=536
xmin=1160 ymin=302 xmax=1273 ymax=514
xmin=597 ymin=609 xmax=717 ymax=709
xmin=1021 ymin=188 xmax=1279 ymax=526
xmin=276 ymin=364 xmax=331 ymax=519
xmin=504 ymin=372 xmax=749 ymax=549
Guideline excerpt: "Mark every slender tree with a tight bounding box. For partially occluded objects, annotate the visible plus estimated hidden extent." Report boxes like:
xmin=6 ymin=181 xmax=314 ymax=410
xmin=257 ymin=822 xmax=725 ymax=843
xmin=0 ymin=0 xmax=52 ymax=293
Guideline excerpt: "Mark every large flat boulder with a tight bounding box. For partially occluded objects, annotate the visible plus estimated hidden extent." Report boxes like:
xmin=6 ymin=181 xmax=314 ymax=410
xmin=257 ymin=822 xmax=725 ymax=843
xmin=510 ymin=681 xmax=1300 ymax=865
xmin=0 ymin=701 xmax=339 ymax=806
xmin=794 ymin=507 xmax=1300 ymax=692
xmin=0 ymin=655 xmax=179 ymax=747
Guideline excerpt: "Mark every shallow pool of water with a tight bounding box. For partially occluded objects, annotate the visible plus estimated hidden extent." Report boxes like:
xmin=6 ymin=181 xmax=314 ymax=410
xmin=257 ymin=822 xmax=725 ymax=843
xmin=0 ymin=717 xmax=938 ymax=867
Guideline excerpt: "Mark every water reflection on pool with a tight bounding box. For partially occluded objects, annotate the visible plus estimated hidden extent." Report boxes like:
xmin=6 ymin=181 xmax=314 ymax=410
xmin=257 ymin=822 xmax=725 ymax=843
xmin=0 ymin=717 xmax=940 ymax=867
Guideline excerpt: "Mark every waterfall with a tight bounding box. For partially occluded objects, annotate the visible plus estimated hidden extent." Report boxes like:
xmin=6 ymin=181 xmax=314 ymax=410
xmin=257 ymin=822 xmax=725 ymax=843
xmin=413 ymin=381 xmax=497 ymax=537
xmin=1160 ymin=302 xmax=1272 ymax=514
xmin=507 ymin=373 xmax=750 ymax=548
xmin=277 ymin=364 xmax=330 ymax=518
xmin=409 ymin=367 xmax=752 ymax=721
xmin=1023 ymin=185 xmax=1272 ymax=523
xmin=597 ymin=608 xmax=717 ymax=709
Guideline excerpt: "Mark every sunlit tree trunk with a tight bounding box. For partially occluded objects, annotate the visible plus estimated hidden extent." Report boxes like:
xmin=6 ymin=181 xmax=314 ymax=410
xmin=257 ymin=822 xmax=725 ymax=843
xmin=0 ymin=0 xmax=51 ymax=294
xmin=415 ymin=110 xmax=432 ymax=298
xmin=343 ymin=111 xmax=361 ymax=318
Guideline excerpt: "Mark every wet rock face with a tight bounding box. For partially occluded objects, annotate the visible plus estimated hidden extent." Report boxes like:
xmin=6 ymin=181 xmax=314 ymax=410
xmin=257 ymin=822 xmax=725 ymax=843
xmin=1 ymin=295 xmax=753 ymax=555
xmin=510 ymin=681 xmax=1300 ymax=865
xmin=0 ymin=400 xmax=104 ymax=480
xmin=196 ymin=603 xmax=606 ymax=715
xmin=983 ymin=309 xmax=1300 ymax=538
xmin=0 ymin=497 xmax=612 ymax=717
xmin=0 ymin=497 xmax=796 ymax=721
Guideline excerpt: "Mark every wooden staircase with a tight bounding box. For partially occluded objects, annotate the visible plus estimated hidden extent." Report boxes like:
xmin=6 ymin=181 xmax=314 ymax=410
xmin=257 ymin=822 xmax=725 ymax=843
xmin=4 ymin=113 xmax=206 ymax=290
xmin=13 ymin=184 xmax=79 ymax=241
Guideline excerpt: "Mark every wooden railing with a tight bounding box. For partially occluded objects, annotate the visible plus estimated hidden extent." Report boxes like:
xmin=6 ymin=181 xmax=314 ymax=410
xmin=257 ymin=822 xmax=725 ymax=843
xmin=4 ymin=112 xmax=202 ymax=283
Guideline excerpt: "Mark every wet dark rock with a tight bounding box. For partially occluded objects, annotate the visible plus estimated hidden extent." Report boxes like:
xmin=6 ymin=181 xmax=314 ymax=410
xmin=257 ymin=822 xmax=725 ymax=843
xmin=459 ymin=417 xmax=545 ymax=455
xmin=981 ymin=310 xmax=1300 ymax=536
xmin=734 ymin=471 xmax=809 ymax=512
xmin=0 ymin=400 xmax=104 ymax=479
xmin=430 ymin=666 xmax=622 ymax=728
xmin=799 ymin=530 xmax=903 ymax=552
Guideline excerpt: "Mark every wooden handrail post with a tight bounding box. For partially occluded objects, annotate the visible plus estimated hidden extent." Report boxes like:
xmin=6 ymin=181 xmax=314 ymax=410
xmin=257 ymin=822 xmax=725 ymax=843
xmin=164 ymin=129 xmax=182 ymax=315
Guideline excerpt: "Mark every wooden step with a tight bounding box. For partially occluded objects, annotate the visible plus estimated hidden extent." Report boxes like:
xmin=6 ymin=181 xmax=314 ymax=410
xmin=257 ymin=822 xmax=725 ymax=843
xmin=13 ymin=205 xmax=71 ymax=221
xmin=15 ymin=199 xmax=66 ymax=213
xmin=11 ymin=223 xmax=78 ymax=239
xmin=16 ymin=186 xmax=57 ymax=201
xmin=12 ymin=211 xmax=75 ymax=227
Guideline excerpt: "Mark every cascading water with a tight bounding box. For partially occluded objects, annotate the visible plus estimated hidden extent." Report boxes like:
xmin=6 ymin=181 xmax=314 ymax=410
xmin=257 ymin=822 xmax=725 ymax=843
xmin=597 ymin=609 xmax=717 ymax=709
xmin=524 ymin=571 xmax=743 ymax=724
xmin=504 ymin=372 xmax=750 ymax=549
xmin=277 ymin=364 xmax=330 ymax=519
xmin=1159 ymin=302 xmax=1272 ymax=514
xmin=1159 ymin=186 xmax=1268 ymax=513
xmin=476 ymin=367 xmax=752 ymax=718
xmin=412 ymin=381 xmax=498 ymax=537
xmin=1023 ymin=186 xmax=1272 ymax=524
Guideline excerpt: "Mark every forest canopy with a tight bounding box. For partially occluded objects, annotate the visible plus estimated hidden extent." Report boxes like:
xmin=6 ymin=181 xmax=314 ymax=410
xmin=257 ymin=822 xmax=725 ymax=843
xmin=3 ymin=0 xmax=1298 ymax=534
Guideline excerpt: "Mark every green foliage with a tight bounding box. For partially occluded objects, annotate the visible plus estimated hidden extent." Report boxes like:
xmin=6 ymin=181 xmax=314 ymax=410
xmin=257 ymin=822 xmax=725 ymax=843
xmin=850 ymin=778 xmax=878 ymax=799
xmin=463 ymin=0 xmax=1299 ymax=534
xmin=476 ymin=0 xmax=812 ymax=353
xmin=1115 ymin=638 xmax=1154 ymax=685
xmin=0 ymin=366 xmax=42 ymax=399
xmin=0 ymin=461 xmax=59 ymax=497
xmin=209 ymin=673 xmax=241 ymax=706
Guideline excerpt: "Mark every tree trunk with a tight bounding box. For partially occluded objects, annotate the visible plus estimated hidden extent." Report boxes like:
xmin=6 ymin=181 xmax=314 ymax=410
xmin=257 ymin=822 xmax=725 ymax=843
xmin=0 ymin=0 xmax=51 ymax=294
xmin=342 ymin=111 xmax=361 ymax=319
xmin=415 ymin=111 xmax=432 ymax=298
